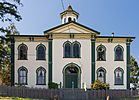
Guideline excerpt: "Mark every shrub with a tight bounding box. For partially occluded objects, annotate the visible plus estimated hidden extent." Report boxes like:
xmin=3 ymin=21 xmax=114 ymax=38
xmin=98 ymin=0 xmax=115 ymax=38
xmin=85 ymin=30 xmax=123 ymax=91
xmin=48 ymin=82 xmax=58 ymax=89
xmin=91 ymin=80 xmax=109 ymax=90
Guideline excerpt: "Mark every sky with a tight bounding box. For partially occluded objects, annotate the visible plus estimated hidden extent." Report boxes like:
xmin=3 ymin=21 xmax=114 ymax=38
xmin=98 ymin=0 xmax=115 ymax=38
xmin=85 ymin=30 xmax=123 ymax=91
xmin=1 ymin=0 xmax=139 ymax=62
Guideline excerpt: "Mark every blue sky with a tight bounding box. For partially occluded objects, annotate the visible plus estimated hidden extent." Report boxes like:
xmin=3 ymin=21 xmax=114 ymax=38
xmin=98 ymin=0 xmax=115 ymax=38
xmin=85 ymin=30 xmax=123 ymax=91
xmin=3 ymin=0 xmax=139 ymax=62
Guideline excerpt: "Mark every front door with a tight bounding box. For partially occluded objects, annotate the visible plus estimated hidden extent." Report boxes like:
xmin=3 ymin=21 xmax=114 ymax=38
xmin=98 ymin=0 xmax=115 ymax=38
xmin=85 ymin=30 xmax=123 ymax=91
xmin=64 ymin=66 xmax=79 ymax=88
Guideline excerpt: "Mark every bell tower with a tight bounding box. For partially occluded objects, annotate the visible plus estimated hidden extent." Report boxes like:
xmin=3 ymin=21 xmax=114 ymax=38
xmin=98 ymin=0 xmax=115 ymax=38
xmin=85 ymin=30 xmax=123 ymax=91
xmin=60 ymin=5 xmax=79 ymax=24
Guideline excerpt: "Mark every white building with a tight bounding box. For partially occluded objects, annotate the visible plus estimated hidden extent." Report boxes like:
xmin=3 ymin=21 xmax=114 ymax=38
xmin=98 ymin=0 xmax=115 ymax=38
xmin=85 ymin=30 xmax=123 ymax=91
xmin=9 ymin=5 xmax=135 ymax=89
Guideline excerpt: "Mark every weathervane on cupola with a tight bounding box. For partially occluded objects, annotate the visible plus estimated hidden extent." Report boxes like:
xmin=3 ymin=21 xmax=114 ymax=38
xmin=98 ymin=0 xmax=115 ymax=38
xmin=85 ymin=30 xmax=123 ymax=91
xmin=60 ymin=5 xmax=79 ymax=24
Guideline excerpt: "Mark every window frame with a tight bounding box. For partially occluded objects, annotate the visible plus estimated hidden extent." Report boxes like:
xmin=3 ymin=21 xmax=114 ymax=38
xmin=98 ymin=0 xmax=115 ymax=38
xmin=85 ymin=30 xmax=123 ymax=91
xmin=63 ymin=41 xmax=81 ymax=58
xmin=114 ymin=45 xmax=124 ymax=61
xmin=114 ymin=67 xmax=124 ymax=85
xmin=72 ymin=41 xmax=81 ymax=58
xmin=96 ymin=45 xmax=106 ymax=61
xmin=63 ymin=41 xmax=72 ymax=58
xmin=97 ymin=67 xmax=106 ymax=83
xmin=18 ymin=43 xmax=28 ymax=60
xmin=36 ymin=67 xmax=46 ymax=85
xmin=36 ymin=44 xmax=46 ymax=60
xmin=18 ymin=66 xmax=28 ymax=85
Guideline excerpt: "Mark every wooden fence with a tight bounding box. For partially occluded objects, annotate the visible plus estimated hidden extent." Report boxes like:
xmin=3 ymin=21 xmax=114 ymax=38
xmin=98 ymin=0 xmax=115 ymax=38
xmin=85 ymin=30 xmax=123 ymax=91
xmin=0 ymin=86 xmax=138 ymax=100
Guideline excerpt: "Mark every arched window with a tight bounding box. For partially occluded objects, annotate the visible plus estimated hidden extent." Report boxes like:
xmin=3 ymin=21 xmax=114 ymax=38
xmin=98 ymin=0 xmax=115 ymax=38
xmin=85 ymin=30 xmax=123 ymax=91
xmin=64 ymin=18 xmax=66 ymax=23
xmin=64 ymin=41 xmax=71 ymax=58
xmin=18 ymin=44 xmax=28 ymax=60
xmin=36 ymin=44 xmax=46 ymax=60
xmin=97 ymin=67 xmax=106 ymax=83
xmin=68 ymin=17 xmax=72 ymax=22
xmin=97 ymin=45 xmax=106 ymax=61
xmin=115 ymin=45 xmax=124 ymax=61
xmin=18 ymin=66 xmax=28 ymax=85
xmin=73 ymin=18 xmax=76 ymax=22
xmin=114 ymin=67 xmax=124 ymax=85
xmin=36 ymin=67 xmax=46 ymax=85
xmin=73 ymin=42 xmax=81 ymax=58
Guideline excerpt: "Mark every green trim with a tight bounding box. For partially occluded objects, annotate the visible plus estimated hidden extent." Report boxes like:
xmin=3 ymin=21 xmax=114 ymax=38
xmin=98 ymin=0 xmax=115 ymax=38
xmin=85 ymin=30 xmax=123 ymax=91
xmin=11 ymin=38 xmax=15 ymax=86
xmin=63 ymin=63 xmax=81 ymax=88
xmin=48 ymin=39 xmax=53 ymax=83
xmin=126 ymin=42 xmax=130 ymax=89
xmin=91 ymin=38 xmax=96 ymax=83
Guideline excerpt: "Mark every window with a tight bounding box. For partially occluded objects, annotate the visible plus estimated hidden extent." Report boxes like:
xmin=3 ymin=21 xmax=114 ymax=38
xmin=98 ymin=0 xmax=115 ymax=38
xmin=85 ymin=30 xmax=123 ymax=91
xmin=68 ymin=17 xmax=72 ymax=22
xmin=18 ymin=66 xmax=28 ymax=85
xmin=64 ymin=18 xmax=66 ymax=23
xmin=114 ymin=67 xmax=124 ymax=85
xmin=18 ymin=44 xmax=28 ymax=60
xmin=73 ymin=42 xmax=80 ymax=58
xmin=97 ymin=45 xmax=106 ymax=61
xmin=97 ymin=67 xmax=106 ymax=83
xmin=115 ymin=45 xmax=124 ymax=61
xmin=64 ymin=42 xmax=71 ymax=58
xmin=36 ymin=67 xmax=46 ymax=85
xmin=63 ymin=41 xmax=81 ymax=58
xmin=36 ymin=44 xmax=46 ymax=60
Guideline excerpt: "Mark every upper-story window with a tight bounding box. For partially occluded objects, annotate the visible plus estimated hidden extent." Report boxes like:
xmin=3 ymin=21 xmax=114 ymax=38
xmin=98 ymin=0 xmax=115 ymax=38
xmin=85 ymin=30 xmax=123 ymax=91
xmin=97 ymin=67 xmax=106 ymax=83
xmin=114 ymin=67 xmax=124 ymax=85
xmin=18 ymin=44 xmax=28 ymax=60
xmin=73 ymin=42 xmax=81 ymax=58
xmin=18 ymin=66 xmax=28 ymax=85
xmin=63 ymin=41 xmax=81 ymax=58
xmin=115 ymin=45 xmax=124 ymax=61
xmin=36 ymin=44 xmax=46 ymax=60
xmin=36 ymin=67 xmax=46 ymax=85
xmin=68 ymin=17 xmax=72 ymax=22
xmin=97 ymin=45 xmax=106 ymax=61
xmin=64 ymin=41 xmax=71 ymax=58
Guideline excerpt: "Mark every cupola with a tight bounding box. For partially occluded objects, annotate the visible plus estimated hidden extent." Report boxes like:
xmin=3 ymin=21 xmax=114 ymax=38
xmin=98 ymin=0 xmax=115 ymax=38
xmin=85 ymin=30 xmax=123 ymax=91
xmin=60 ymin=5 xmax=79 ymax=24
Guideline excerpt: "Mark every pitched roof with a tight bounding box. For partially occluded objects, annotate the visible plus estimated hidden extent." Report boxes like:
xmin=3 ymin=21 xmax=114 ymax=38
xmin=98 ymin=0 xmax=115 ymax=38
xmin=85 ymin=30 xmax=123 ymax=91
xmin=44 ymin=21 xmax=100 ymax=34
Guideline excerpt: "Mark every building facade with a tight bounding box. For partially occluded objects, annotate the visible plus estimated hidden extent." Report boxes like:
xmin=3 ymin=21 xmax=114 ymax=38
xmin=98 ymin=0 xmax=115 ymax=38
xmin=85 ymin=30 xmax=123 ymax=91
xmin=10 ymin=5 xmax=135 ymax=89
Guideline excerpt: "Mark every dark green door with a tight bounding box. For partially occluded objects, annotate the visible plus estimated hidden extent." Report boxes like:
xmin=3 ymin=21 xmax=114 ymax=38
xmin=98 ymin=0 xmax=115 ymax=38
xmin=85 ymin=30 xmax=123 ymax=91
xmin=65 ymin=66 xmax=78 ymax=88
xmin=65 ymin=74 xmax=78 ymax=88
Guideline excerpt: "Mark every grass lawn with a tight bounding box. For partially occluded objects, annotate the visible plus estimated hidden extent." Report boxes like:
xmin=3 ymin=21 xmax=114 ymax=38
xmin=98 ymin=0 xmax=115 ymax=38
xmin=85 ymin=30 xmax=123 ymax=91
xmin=0 ymin=97 xmax=38 ymax=100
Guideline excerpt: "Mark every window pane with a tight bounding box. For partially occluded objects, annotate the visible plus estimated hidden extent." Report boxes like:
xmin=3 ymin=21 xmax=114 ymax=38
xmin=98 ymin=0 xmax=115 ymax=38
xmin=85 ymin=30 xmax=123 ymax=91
xmin=97 ymin=69 xmax=105 ymax=83
xmin=37 ymin=68 xmax=46 ymax=84
xmin=18 ymin=67 xmax=27 ymax=84
xmin=64 ymin=43 xmax=71 ymax=58
xmin=37 ymin=45 xmax=45 ymax=60
xmin=115 ymin=68 xmax=123 ymax=85
xmin=19 ymin=45 xmax=27 ymax=60
xmin=115 ymin=46 xmax=123 ymax=61
xmin=73 ymin=43 xmax=80 ymax=58
xmin=97 ymin=46 xmax=105 ymax=61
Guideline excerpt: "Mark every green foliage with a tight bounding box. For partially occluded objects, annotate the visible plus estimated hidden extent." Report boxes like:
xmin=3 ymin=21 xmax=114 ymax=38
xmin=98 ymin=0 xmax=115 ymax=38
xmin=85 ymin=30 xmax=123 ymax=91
xmin=48 ymin=82 xmax=58 ymax=89
xmin=130 ymin=56 xmax=139 ymax=83
xmin=0 ymin=36 xmax=11 ymax=85
xmin=91 ymin=80 xmax=109 ymax=90
xmin=0 ymin=0 xmax=22 ymax=33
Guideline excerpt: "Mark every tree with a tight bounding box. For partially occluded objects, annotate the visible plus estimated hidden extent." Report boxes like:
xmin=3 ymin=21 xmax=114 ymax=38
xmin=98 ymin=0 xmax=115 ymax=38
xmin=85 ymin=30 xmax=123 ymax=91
xmin=130 ymin=56 xmax=139 ymax=83
xmin=0 ymin=0 xmax=22 ymax=85
xmin=91 ymin=80 xmax=109 ymax=90
xmin=0 ymin=0 xmax=22 ymax=33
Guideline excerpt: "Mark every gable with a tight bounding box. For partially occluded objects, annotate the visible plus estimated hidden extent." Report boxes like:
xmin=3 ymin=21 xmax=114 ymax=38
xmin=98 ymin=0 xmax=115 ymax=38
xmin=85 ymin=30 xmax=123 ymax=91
xmin=44 ymin=22 xmax=100 ymax=35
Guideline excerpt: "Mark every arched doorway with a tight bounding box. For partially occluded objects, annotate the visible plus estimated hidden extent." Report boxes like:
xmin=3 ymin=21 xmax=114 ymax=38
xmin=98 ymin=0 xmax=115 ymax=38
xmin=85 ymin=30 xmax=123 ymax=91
xmin=63 ymin=63 xmax=81 ymax=88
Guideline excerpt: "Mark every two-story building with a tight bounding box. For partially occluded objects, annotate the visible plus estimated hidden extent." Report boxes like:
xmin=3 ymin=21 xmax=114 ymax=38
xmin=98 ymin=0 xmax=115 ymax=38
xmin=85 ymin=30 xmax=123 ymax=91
xmin=9 ymin=5 xmax=135 ymax=89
